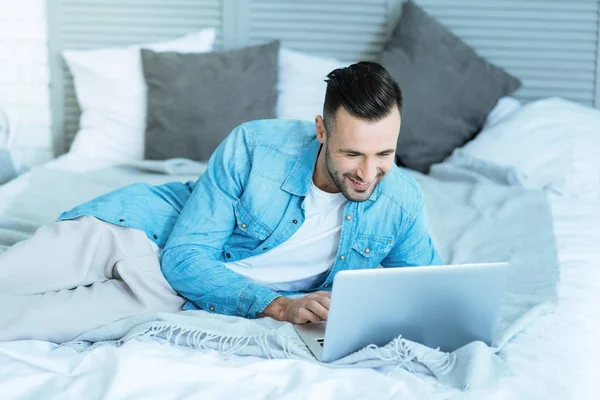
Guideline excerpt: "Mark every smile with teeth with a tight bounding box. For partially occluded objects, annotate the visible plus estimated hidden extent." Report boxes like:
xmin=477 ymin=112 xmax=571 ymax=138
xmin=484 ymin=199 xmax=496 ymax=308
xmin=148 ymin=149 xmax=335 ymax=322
xmin=348 ymin=176 xmax=372 ymax=189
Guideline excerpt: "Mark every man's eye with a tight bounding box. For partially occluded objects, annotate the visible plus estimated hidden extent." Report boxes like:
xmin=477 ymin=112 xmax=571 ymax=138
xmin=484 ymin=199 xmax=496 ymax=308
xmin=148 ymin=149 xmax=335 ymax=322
xmin=346 ymin=154 xmax=359 ymax=157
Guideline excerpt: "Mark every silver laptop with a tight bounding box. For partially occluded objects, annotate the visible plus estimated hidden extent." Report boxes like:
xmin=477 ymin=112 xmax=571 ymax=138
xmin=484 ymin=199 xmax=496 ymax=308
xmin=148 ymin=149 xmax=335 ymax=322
xmin=294 ymin=262 xmax=509 ymax=363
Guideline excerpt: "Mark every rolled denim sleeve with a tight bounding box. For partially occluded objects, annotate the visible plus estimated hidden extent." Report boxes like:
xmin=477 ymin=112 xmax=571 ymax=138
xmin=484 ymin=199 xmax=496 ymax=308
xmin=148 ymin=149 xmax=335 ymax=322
xmin=161 ymin=124 xmax=281 ymax=318
xmin=381 ymin=199 xmax=443 ymax=268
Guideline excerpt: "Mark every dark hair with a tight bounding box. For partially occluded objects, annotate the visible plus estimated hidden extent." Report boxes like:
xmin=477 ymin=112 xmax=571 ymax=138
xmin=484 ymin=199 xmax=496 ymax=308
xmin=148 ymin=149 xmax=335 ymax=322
xmin=323 ymin=61 xmax=402 ymax=132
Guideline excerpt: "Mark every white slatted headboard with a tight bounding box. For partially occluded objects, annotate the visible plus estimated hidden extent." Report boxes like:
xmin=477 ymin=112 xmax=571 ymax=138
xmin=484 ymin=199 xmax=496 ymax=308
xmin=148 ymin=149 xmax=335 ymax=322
xmin=244 ymin=0 xmax=397 ymax=61
xmin=47 ymin=0 xmax=600 ymax=156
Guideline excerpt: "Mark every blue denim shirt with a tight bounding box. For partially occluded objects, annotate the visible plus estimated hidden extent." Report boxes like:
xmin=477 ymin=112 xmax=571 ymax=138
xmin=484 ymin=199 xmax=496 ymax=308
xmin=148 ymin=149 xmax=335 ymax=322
xmin=59 ymin=119 xmax=442 ymax=318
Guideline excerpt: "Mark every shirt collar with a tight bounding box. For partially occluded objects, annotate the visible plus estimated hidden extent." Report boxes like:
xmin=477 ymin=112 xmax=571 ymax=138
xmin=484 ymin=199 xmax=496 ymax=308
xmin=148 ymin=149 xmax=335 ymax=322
xmin=281 ymin=137 xmax=379 ymax=202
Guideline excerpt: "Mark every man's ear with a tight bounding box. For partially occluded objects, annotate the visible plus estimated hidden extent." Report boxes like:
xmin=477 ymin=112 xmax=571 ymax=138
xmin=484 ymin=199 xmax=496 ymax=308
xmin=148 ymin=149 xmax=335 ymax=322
xmin=315 ymin=115 xmax=327 ymax=144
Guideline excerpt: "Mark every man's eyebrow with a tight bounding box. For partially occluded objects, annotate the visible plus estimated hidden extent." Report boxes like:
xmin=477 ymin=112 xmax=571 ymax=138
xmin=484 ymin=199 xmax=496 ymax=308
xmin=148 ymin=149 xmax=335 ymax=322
xmin=377 ymin=149 xmax=396 ymax=154
xmin=338 ymin=148 xmax=396 ymax=155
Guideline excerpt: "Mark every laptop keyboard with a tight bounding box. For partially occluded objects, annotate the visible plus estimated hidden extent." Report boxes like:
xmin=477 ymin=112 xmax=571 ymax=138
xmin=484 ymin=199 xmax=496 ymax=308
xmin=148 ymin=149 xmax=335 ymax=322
xmin=317 ymin=338 xmax=325 ymax=347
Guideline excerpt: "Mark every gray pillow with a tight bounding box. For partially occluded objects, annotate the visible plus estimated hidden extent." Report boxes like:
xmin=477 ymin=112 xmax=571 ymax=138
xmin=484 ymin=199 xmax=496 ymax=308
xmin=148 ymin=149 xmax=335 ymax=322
xmin=142 ymin=41 xmax=279 ymax=161
xmin=378 ymin=1 xmax=521 ymax=173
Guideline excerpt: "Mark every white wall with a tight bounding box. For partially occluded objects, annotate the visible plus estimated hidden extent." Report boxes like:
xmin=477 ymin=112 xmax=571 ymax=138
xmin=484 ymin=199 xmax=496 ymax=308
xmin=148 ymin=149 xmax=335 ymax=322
xmin=0 ymin=0 xmax=52 ymax=168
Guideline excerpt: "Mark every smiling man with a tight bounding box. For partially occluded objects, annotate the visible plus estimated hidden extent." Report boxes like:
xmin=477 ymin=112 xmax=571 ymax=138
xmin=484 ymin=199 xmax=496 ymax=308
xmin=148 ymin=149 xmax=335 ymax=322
xmin=0 ymin=61 xmax=442 ymax=343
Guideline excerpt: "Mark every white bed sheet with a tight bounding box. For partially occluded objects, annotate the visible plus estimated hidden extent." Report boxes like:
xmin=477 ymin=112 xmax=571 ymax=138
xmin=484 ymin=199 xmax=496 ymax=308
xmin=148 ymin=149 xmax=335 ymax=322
xmin=0 ymin=153 xmax=117 ymax=216
xmin=0 ymin=161 xmax=598 ymax=399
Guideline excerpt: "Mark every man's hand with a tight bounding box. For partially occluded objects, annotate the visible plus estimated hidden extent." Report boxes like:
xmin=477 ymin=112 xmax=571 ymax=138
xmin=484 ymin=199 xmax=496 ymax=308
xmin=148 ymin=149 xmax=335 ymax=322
xmin=259 ymin=291 xmax=331 ymax=324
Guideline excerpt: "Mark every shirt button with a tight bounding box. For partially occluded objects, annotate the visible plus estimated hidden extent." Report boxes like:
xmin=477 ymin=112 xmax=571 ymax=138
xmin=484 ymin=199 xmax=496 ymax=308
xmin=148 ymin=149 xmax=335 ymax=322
xmin=119 ymin=218 xmax=125 ymax=222
xmin=365 ymin=248 xmax=370 ymax=253
xmin=209 ymin=306 xmax=215 ymax=312
xmin=292 ymin=219 xmax=298 ymax=224
xmin=324 ymin=283 xmax=330 ymax=288
xmin=241 ymin=223 xmax=247 ymax=229
xmin=262 ymin=247 xmax=268 ymax=251
xmin=153 ymin=234 xmax=158 ymax=239
xmin=339 ymin=255 xmax=345 ymax=261
xmin=345 ymin=215 xmax=352 ymax=221
xmin=226 ymin=253 xmax=231 ymax=258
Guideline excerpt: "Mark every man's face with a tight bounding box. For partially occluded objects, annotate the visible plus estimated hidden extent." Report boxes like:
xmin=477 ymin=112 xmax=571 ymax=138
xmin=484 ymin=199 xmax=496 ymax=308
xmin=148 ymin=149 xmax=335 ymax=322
xmin=316 ymin=106 xmax=401 ymax=202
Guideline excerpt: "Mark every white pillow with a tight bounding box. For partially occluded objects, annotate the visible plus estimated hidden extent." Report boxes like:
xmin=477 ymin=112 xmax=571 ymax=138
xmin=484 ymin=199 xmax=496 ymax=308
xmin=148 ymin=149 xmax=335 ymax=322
xmin=63 ymin=29 xmax=216 ymax=163
xmin=481 ymin=96 xmax=522 ymax=129
xmin=277 ymin=48 xmax=348 ymax=121
xmin=447 ymin=97 xmax=600 ymax=199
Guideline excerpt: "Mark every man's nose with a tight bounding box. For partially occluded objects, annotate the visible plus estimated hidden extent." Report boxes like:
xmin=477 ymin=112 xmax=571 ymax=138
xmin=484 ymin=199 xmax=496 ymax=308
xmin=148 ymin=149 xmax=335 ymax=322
xmin=358 ymin=159 xmax=378 ymax=182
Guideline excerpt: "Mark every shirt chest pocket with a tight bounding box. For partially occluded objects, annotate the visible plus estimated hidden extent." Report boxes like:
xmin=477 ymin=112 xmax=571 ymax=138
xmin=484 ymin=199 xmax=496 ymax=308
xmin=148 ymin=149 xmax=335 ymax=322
xmin=231 ymin=200 xmax=273 ymax=250
xmin=351 ymin=233 xmax=394 ymax=263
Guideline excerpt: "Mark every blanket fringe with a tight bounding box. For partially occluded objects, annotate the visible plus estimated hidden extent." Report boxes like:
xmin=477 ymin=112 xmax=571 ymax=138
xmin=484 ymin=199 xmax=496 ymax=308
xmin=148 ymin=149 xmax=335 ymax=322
xmin=368 ymin=336 xmax=417 ymax=374
xmin=94 ymin=322 xmax=446 ymax=380
xmin=114 ymin=323 xmax=298 ymax=361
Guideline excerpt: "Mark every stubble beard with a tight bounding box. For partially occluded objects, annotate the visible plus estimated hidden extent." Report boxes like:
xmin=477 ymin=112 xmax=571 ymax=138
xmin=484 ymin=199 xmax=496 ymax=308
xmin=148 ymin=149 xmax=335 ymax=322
xmin=324 ymin=144 xmax=381 ymax=202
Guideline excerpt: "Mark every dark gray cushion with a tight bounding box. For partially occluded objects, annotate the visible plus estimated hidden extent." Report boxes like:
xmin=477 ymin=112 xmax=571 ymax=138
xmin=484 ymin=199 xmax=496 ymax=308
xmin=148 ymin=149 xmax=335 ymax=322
xmin=379 ymin=1 xmax=521 ymax=173
xmin=142 ymin=41 xmax=279 ymax=161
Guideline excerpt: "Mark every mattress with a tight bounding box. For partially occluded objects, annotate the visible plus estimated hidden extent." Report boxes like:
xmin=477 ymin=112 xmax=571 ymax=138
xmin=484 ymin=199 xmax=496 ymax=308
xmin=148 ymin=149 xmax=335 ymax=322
xmin=0 ymin=157 xmax=598 ymax=400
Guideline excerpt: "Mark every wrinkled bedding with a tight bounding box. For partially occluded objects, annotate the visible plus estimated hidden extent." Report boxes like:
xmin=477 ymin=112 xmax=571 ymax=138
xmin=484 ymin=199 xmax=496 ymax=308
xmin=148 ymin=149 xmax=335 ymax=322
xmin=1 ymin=160 xmax=560 ymax=391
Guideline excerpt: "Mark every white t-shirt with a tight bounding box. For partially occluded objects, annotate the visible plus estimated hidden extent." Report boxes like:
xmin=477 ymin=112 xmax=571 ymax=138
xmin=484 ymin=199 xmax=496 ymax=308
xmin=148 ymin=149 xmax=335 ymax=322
xmin=224 ymin=181 xmax=348 ymax=291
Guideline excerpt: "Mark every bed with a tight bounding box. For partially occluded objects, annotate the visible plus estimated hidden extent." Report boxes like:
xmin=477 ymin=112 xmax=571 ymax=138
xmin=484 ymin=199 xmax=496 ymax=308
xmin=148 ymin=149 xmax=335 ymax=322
xmin=0 ymin=142 xmax=598 ymax=400
xmin=2 ymin=0 xmax=600 ymax=399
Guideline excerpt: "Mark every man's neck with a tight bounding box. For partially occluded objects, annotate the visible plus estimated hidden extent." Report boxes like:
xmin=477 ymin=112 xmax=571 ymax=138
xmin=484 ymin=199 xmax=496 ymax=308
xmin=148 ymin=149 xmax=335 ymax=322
xmin=312 ymin=146 xmax=340 ymax=194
